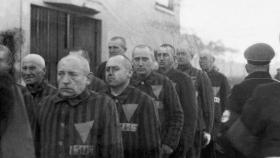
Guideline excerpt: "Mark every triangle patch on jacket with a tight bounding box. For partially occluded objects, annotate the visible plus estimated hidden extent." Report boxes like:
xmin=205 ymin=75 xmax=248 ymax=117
xmin=122 ymin=104 xmax=139 ymax=121
xmin=171 ymin=81 xmax=177 ymax=88
xmin=151 ymin=85 xmax=162 ymax=98
xmin=212 ymin=87 xmax=220 ymax=96
xmin=74 ymin=120 xmax=94 ymax=143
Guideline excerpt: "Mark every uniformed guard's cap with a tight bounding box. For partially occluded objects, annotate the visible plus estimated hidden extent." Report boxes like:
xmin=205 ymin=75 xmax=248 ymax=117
xmin=244 ymin=43 xmax=275 ymax=65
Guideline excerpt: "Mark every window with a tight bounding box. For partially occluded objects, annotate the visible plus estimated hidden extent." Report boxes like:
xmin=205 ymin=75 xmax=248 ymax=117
xmin=156 ymin=0 xmax=174 ymax=11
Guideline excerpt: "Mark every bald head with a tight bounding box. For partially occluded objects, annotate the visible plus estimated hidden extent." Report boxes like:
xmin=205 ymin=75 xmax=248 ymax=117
xmin=22 ymin=54 xmax=45 ymax=70
xmin=58 ymin=55 xmax=90 ymax=75
xmin=21 ymin=54 xmax=46 ymax=85
xmin=107 ymin=55 xmax=132 ymax=71
xmin=57 ymin=55 xmax=91 ymax=98
xmin=106 ymin=55 xmax=132 ymax=89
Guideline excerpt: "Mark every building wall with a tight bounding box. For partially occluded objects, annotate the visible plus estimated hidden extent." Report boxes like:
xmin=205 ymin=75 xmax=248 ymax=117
xmin=0 ymin=0 xmax=181 ymax=63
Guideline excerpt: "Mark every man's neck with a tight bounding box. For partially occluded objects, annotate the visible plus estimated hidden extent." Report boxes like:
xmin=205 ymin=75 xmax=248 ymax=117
xmin=136 ymin=71 xmax=152 ymax=81
xmin=158 ymin=66 xmax=172 ymax=74
xmin=110 ymin=81 xmax=129 ymax=96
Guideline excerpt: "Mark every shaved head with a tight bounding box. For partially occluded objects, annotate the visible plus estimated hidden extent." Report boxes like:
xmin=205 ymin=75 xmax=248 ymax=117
xmin=21 ymin=54 xmax=46 ymax=85
xmin=58 ymin=55 xmax=90 ymax=75
xmin=57 ymin=54 xmax=91 ymax=97
xmin=22 ymin=54 xmax=45 ymax=70
xmin=107 ymin=55 xmax=132 ymax=71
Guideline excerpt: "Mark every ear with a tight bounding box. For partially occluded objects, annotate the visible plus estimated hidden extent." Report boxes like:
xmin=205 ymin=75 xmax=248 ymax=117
xmin=127 ymin=69 xmax=133 ymax=78
xmin=86 ymin=72 xmax=94 ymax=85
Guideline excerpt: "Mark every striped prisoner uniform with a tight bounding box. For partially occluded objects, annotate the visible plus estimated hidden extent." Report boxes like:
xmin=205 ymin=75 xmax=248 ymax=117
xmin=89 ymin=75 xmax=107 ymax=93
xmin=130 ymin=71 xmax=184 ymax=150
xmin=159 ymin=68 xmax=197 ymax=158
xmin=36 ymin=89 xmax=123 ymax=158
xmin=205 ymin=69 xmax=230 ymax=138
xmin=177 ymin=64 xmax=214 ymax=158
xmin=106 ymin=86 xmax=161 ymax=158
xmin=26 ymin=80 xmax=57 ymax=107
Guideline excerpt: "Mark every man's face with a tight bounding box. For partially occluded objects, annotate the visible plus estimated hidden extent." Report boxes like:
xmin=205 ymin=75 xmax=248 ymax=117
xmin=176 ymin=50 xmax=192 ymax=65
xmin=132 ymin=48 xmax=154 ymax=76
xmin=105 ymin=57 xmax=131 ymax=88
xmin=57 ymin=58 xmax=90 ymax=98
xmin=156 ymin=47 xmax=174 ymax=70
xmin=22 ymin=61 xmax=45 ymax=85
xmin=108 ymin=39 xmax=125 ymax=57
xmin=0 ymin=50 xmax=10 ymax=72
xmin=199 ymin=55 xmax=214 ymax=71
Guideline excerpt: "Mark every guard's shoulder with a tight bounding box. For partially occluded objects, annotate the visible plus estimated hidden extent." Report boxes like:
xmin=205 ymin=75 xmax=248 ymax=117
xmin=253 ymin=82 xmax=280 ymax=97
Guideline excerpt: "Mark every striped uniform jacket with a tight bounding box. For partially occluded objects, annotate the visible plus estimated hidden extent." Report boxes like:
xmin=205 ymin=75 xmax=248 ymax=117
xmin=205 ymin=69 xmax=230 ymax=138
xmin=130 ymin=71 xmax=184 ymax=150
xmin=106 ymin=86 xmax=161 ymax=158
xmin=227 ymin=71 xmax=275 ymax=128
xmin=161 ymin=68 xmax=197 ymax=157
xmin=36 ymin=89 xmax=124 ymax=158
xmin=89 ymin=75 xmax=107 ymax=93
xmin=26 ymin=80 xmax=57 ymax=107
xmin=177 ymin=64 xmax=214 ymax=133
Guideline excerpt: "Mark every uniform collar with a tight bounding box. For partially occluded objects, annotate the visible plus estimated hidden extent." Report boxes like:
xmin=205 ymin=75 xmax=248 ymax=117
xmin=107 ymin=86 xmax=133 ymax=101
xmin=177 ymin=64 xmax=193 ymax=73
xmin=54 ymin=89 xmax=90 ymax=106
xmin=131 ymin=71 xmax=158 ymax=86
xmin=245 ymin=71 xmax=272 ymax=80
xmin=26 ymin=80 xmax=47 ymax=95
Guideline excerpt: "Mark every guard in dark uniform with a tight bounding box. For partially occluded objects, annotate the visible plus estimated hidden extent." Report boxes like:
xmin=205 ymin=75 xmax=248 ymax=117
xmin=156 ymin=44 xmax=197 ymax=158
xmin=227 ymin=43 xmax=276 ymax=127
xmin=238 ymin=82 xmax=280 ymax=158
xmin=176 ymin=48 xmax=214 ymax=158
xmin=199 ymin=52 xmax=230 ymax=158
xmin=225 ymin=43 xmax=276 ymax=158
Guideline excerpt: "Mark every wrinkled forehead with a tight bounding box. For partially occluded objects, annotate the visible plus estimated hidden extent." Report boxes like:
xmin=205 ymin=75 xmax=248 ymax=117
xmin=108 ymin=39 xmax=123 ymax=48
xmin=58 ymin=58 xmax=84 ymax=72
xmin=133 ymin=48 xmax=153 ymax=60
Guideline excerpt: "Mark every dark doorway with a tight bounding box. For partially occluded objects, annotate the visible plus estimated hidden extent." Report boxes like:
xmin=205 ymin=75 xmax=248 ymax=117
xmin=31 ymin=5 xmax=101 ymax=85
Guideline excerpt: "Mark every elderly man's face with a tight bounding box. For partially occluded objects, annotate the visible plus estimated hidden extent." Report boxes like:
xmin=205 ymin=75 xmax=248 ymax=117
xmin=199 ymin=55 xmax=214 ymax=71
xmin=22 ymin=61 xmax=45 ymax=85
xmin=108 ymin=39 xmax=125 ymax=57
xmin=132 ymin=48 xmax=154 ymax=76
xmin=0 ymin=50 xmax=10 ymax=72
xmin=105 ymin=57 xmax=131 ymax=88
xmin=156 ymin=47 xmax=174 ymax=70
xmin=176 ymin=50 xmax=192 ymax=65
xmin=57 ymin=58 xmax=90 ymax=97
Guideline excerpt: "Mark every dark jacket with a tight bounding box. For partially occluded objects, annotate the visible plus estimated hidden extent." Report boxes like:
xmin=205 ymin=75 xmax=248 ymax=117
xmin=106 ymin=86 xmax=161 ymax=158
xmin=0 ymin=72 xmax=36 ymax=158
xmin=206 ymin=69 xmax=230 ymax=138
xmin=240 ymin=82 xmax=280 ymax=157
xmin=96 ymin=61 xmax=107 ymax=81
xmin=177 ymin=64 xmax=214 ymax=133
xmin=227 ymin=71 xmax=275 ymax=126
xmin=130 ymin=71 xmax=184 ymax=150
xmin=161 ymin=68 xmax=197 ymax=157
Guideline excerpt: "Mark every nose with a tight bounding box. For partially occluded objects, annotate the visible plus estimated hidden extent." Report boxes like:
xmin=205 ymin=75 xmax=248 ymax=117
xmin=60 ymin=74 xmax=70 ymax=85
